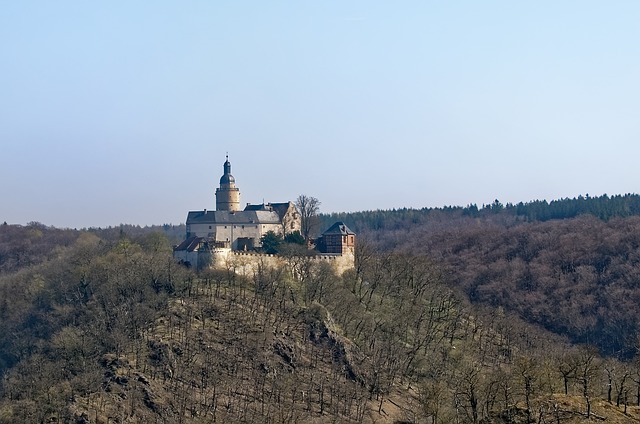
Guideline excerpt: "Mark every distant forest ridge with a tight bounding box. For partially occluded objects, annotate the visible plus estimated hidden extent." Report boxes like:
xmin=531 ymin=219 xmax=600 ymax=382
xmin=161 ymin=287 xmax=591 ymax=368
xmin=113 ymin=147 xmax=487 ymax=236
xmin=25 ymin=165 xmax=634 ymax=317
xmin=321 ymin=193 xmax=640 ymax=233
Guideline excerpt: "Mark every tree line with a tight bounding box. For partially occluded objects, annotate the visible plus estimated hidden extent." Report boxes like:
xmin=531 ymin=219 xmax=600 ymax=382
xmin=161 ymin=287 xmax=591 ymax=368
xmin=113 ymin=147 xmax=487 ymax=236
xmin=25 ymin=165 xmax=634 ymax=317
xmin=321 ymin=193 xmax=640 ymax=234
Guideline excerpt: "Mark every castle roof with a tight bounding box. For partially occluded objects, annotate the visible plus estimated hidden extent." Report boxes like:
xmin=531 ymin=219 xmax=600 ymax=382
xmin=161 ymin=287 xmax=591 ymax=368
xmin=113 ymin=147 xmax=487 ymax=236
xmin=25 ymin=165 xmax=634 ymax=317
xmin=174 ymin=236 xmax=205 ymax=252
xmin=270 ymin=202 xmax=295 ymax=221
xmin=219 ymin=158 xmax=236 ymax=184
xmin=244 ymin=201 xmax=295 ymax=221
xmin=244 ymin=203 xmax=270 ymax=211
xmin=322 ymin=221 xmax=356 ymax=236
xmin=186 ymin=210 xmax=281 ymax=225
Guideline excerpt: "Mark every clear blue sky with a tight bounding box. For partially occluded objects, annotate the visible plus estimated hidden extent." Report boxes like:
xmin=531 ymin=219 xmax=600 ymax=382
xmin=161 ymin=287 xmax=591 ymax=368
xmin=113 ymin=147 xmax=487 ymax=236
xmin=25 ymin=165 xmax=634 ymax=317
xmin=1 ymin=1 xmax=639 ymax=228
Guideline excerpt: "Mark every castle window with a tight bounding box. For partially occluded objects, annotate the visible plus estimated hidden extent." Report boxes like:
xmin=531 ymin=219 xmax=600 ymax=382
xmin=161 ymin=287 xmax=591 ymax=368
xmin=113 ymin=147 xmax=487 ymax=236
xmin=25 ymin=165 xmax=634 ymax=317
xmin=209 ymin=226 xmax=212 ymax=229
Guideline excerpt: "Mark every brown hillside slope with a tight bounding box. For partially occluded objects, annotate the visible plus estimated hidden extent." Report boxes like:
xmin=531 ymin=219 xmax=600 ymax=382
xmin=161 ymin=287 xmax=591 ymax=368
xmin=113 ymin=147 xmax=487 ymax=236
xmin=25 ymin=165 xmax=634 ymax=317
xmin=2 ymin=233 xmax=638 ymax=423
xmin=65 ymin=285 xmax=416 ymax=423
xmin=482 ymin=395 xmax=640 ymax=424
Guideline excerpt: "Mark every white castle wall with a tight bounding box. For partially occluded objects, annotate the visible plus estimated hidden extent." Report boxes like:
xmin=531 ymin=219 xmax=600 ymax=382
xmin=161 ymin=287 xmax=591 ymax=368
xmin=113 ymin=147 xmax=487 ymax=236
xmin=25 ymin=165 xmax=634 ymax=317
xmin=207 ymin=248 xmax=354 ymax=276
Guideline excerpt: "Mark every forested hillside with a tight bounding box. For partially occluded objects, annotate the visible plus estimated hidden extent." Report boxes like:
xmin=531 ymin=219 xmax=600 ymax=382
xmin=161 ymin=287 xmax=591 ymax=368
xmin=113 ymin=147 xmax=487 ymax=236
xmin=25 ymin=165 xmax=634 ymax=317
xmin=3 ymin=194 xmax=640 ymax=423
xmin=0 ymin=222 xmax=80 ymax=274
xmin=322 ymin=194 xmax=640 ymax=359
xmin=0 ymin=224 xmax=640 ymax=423
xmin=0 ymin=221 xmax=184 ymax=275
xmin=1 ymin=221 xmax=640 ymax=423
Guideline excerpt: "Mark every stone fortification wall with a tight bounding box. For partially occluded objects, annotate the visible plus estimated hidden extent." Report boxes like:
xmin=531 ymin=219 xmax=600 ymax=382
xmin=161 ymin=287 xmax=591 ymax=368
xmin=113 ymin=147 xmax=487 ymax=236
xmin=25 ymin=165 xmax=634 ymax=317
xmin=209 ymin=248 xmax=354 ymax=276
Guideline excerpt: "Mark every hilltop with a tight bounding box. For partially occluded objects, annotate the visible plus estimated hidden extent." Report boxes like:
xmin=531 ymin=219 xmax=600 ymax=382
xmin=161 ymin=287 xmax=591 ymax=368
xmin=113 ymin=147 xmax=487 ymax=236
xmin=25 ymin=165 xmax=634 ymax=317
xmin=3 ymin=194 xmax=640 ymax=422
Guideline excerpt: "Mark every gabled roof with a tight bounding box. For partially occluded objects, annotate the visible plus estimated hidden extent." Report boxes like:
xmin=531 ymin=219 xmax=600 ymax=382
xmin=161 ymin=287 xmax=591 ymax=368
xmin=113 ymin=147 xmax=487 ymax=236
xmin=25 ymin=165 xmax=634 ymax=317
xmin=322 ymin=221 xmax=356 ymax=236
xmin=270 ymin=202 xmax=296 ymax=221
xmin=244 ymin=203 xmax=270 ymax=211
xmin=174 ymin=236 xmax=205 ymax=252
xmin=186 ymin=210 xmax=281 ymax=225
xmin=244 ymin=202 xmax=296 ymax=221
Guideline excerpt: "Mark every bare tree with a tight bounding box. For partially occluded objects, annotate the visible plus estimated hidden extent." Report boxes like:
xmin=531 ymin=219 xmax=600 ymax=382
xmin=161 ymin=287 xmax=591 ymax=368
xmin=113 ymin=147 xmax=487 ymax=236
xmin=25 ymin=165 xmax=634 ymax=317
xmin=295 ymin=195 xmax=321 ymax=242
xmin=576 ymin=347 xmax=600 ymax=419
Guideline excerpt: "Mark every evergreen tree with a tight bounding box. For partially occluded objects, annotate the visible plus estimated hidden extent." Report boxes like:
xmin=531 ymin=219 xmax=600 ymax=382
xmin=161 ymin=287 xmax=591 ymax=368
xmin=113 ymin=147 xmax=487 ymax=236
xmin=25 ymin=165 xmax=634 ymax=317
xmin=260 ymin=231 xmax=283 ymax=254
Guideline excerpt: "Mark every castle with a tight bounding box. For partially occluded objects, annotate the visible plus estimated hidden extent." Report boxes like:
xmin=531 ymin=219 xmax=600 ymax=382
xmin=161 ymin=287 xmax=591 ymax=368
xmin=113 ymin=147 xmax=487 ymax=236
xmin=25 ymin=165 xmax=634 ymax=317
xmin=173 ymin=157 xmax=355 ymax=274
xmin=182 ymin=156 xmax=301 ymax=250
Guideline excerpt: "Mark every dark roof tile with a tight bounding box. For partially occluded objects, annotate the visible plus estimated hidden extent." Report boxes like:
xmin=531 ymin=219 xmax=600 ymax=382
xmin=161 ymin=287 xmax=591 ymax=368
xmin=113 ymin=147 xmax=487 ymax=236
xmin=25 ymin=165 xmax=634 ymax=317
xmin=174 ymin=236 xmax=205 ymax=252
xmin=322 ymin=221 xmax=355 ymax=236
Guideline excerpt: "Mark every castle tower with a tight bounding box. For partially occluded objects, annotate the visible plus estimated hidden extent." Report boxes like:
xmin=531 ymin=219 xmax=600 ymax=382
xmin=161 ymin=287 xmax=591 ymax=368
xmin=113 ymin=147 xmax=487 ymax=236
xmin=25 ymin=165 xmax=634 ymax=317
xmin=215 ymin=155 xmax=241 ymax=211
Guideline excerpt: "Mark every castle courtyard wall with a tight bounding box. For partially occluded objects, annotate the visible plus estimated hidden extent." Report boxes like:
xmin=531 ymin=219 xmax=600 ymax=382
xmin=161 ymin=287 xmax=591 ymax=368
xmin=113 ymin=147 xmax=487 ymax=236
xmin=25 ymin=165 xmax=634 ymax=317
xmin=205 ymin=248 xmax=354 ymax=276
